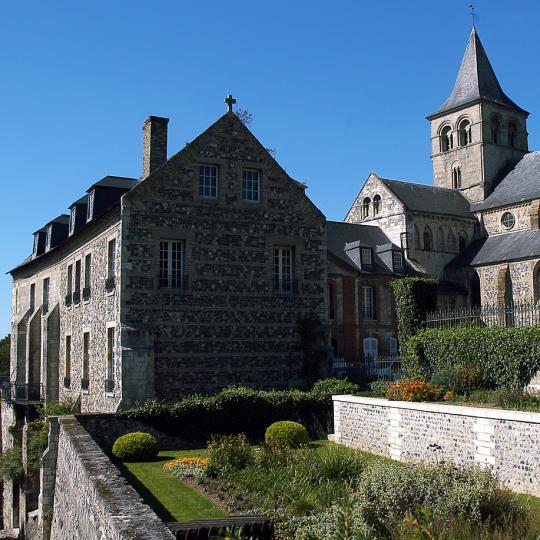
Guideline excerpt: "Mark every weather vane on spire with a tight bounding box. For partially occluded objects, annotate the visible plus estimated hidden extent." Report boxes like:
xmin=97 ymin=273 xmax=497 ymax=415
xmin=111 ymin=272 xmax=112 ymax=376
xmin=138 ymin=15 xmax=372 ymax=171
xmin=469 ymin=4 xmax=476 ymax=27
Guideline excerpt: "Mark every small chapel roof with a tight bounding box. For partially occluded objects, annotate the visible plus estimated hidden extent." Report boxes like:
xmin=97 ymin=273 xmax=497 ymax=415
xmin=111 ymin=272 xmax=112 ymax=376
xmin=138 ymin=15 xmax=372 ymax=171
xmin=471 ymin=151 xmax=540 ymax=211
xmin=428 ymin=27 xmax=527 ymax=119
xmin=448 ymin=228 xmax=540 ymax=267
xmin=379 ymin=178 xmax=472 ymax=218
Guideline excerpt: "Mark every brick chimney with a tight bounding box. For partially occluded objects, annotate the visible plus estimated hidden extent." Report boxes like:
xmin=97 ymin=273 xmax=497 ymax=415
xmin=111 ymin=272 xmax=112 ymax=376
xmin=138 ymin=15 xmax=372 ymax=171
xmin=142 ymin=116 xmax=169 ymax=178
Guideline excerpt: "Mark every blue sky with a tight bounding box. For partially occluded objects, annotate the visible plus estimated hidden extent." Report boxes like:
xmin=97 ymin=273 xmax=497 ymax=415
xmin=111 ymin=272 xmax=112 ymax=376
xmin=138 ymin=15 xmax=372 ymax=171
xmin=1 ymin=0 xmax=540 ymax=335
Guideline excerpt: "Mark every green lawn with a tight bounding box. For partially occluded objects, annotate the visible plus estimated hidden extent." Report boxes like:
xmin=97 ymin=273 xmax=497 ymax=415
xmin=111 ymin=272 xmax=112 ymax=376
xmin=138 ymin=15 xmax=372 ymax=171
xmin=121 ymin=449 xmax=227 ymax=522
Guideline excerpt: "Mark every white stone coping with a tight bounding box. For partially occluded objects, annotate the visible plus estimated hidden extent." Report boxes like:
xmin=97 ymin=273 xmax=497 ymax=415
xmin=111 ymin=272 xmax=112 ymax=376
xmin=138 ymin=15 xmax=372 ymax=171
xmin=332 ymin=395 xmax=540 ymax=424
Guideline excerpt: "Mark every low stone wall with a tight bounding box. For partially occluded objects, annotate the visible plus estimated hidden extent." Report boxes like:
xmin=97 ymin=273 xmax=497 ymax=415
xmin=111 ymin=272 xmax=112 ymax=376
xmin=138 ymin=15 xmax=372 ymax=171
xmin=332 ymin=395 xmax=540 ymax=497
xmin=48 ymin=416 xmax=174 ymax=540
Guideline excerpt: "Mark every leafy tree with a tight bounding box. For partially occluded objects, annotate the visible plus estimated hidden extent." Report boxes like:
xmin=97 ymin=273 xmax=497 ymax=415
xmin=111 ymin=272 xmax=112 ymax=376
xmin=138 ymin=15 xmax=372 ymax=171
xmin=0 ymin=335 xmax=10 ymax=376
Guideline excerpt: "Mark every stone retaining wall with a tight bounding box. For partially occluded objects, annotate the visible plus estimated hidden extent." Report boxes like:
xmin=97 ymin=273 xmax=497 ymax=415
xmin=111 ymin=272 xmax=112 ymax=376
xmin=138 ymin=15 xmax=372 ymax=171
xmin=332 ymin=395 xmax=540 ymax=496
xmin=48 ymin=416 xmax=174 ymax=540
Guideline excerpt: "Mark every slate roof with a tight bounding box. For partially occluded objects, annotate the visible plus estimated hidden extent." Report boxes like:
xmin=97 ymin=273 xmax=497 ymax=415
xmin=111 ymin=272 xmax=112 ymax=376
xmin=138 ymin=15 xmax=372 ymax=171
xmin=45 ymin=214 xmax=70 ymax=226
xmin=69 ymin=195 xmax=89 ymax=207
xmin=447 ymin=229 xmax=540 ymax=267
xmin=327 ymin=221 xmax=396 ymax=274
xmin=471 ymin=151 xmax=540 ymax=211
xmin=379 ymin=178 xmax=473 ymax=218
xmin=87 ymin=175 xmax=139 ymax=191
xmin=428 ymin=27 xmax=527 ymax=119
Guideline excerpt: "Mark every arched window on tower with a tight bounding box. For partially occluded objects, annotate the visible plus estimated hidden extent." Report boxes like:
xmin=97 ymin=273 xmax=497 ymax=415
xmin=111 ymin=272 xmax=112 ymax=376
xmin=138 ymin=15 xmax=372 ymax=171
xmin=423 ymin=226 xmax=433 ymax=251
xmin=459 ymin=120 xmax=472 ymax=146
xmin=458 ymin=232 xmax=467 ymax=252
xmin=452 ymin=165 xmax=462 ymax=189
xmin=437 ymin=227 xmax=445 ymax=251
xmin=440 ymin=125 xmax=453 ymax=152
xmin=362 ymin=197 xmax=371 ymax=219
xmin=491 ymin=117 xmax=501 ymax=144
xmin=373 ymin=194 xmax=381 ymax=215
xmin=508 ymin=122 xmax=517 ymax=148
xmin=447 ymin=230 xmax=457 ymax=253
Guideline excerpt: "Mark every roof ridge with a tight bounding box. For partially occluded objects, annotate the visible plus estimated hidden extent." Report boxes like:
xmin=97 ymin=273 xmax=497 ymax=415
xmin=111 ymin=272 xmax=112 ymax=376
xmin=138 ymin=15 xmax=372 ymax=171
xmin=380 ymin=177 xmax=467 ymax=194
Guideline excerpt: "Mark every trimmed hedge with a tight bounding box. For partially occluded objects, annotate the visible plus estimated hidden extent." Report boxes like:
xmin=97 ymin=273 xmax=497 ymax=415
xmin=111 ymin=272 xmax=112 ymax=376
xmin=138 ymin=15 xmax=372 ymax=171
xmin=390 ymin=278 xmax=438 ymax=377
xmin=121 ymin=378 xmax=359 ymax=442
xmin=265 ymin=421 xmax=310 ymax=447
xmin=406 ymin=326 xmax=540 ymax=389
xmin=112 ymin=432 xmax=159 ymax=461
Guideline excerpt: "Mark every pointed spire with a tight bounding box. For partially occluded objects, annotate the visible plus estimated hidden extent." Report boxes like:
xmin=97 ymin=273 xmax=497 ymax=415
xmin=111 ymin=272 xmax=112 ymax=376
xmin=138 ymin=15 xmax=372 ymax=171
xmin=428 ymin=27 xmax=527 ymax=119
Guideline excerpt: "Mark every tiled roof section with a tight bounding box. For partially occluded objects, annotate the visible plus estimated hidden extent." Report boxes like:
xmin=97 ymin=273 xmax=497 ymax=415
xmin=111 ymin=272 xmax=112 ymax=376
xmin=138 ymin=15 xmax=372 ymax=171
xmin=327 ymin=221 xmax=396 ymax=274
xmin=447 ymin=229 xmax=540 ymax=267
xmin=429 ymin=27 xmax=527 ymax=118
xmin=87 ymin=175 xmax=139 ymax=191
xmin=471 ymin=152 xmax=540 ymax=211
xmin=379 ymin=178 xmax=472 ymax=218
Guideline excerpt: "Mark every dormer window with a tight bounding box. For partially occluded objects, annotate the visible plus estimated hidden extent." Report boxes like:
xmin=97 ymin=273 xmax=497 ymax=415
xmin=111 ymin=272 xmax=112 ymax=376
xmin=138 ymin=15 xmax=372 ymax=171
xmin=69 ymin=207 xmax=76 ymax=236
xmin=33 ymin=234 xmax=39 ymax=255
xmin=458 ymin=120 xmax=472 ymax=146
xmin=360 ymin=248 xmax=372 ymax=266
xmin=46 ymin=225 xmax=52 ymax=251
xmin=392 ymin=251 xmax=403 ymax=270
xmin=440 ymin=125 xmax=453 ymax=152
xmin=87 ymin=191 xmax=95 ymax=222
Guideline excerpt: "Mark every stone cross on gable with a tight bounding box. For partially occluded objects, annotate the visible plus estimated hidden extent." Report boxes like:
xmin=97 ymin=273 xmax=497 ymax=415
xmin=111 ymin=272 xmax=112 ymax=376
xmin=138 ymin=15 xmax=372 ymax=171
xmin=224 ymin=94 xmax=236 ymax=112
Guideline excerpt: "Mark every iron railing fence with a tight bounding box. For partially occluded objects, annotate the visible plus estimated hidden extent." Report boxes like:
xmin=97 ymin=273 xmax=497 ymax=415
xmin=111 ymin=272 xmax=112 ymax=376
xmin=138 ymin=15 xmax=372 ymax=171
xmin=332 ymin=355 xmax=402 ymax=382
xmin=426 ymin=302 xmax=540 ymax=329
xmin=0 ymin=381 xmax=44 ymax=404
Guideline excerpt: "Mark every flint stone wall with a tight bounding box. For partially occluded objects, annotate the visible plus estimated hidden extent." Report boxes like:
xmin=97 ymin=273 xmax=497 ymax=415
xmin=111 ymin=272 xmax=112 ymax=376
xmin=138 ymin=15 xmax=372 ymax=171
xmin=49 ymin=416 xmax=174 ymax=540
xmin=332 ymin=395 xmax=540 ymax=497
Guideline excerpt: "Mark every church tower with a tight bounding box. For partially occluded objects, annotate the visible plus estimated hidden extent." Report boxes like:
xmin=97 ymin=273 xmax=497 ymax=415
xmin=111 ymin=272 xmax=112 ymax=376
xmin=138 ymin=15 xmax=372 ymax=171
xmin=427 ymin=27 xmax=529 ymax=203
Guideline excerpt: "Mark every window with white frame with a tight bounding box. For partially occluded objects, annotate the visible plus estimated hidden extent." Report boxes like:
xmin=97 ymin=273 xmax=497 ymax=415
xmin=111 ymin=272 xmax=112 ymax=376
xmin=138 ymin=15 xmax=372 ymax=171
xmin=199 ymin=165 xmax=218 ymax=198
xmin=273 ymin=246 xmax=294 ymax=293
xmin=87 ymin=191 xmax=95 ymax=222
xmin=363 ymin=286 xmax=376 ymax=320
xmin=159 ymin=240 xmax=184 ymax=288
xmin=392 ymin=251 xmax=403 ymax=270
xmin=107 ymin=239 xmax=116 ymax=279
xmin=363 ymin=337 xmax=378 ymax=363
xmin=360 ymin=248 xmax=372 ymax=266
xmin=46 ymin=225 xmax=52 ymax=250
xmin=389 ymin=337 xmax=398 ymax=356
xmin=106 ymin=326 xmax=115 ymax=384
xmin=242 ymin=170 xmax=260 ymax=201
xmin=82 ymin=332 xmax=90 ymax=380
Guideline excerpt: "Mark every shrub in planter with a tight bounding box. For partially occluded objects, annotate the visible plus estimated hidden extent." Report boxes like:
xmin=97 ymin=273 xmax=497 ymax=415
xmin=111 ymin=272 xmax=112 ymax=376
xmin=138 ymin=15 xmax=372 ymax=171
xmin=265 ymin=421 xmax=310 ymax=447
xmin=369 ymin=379 xmax=393 ymax=397
xmin=112 ymin=432 xmax=159 ymax=461
xmin=385 ymin=380 xmax=442 ymax=402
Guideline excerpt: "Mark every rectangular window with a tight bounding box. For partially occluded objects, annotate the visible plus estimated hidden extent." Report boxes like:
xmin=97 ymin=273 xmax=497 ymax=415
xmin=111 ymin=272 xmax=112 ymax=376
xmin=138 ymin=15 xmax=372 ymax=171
xmin=363 ymin=286 xmax=376 ymax=320
xmin=389 ymin=337 xmax=398 ymax=356
xmin=29 ymin=283 xmax=35 ymax=312
xmin=42 ymin=278 xmax=49 ymax=314
xmin=67 ymin=264 xmax=73 ymax=295
xmin=360 ymin=248 xmax=372 ymax=266
xmin=69 ymin=207 xmax=76 ymax=235
xmin=199 ymin=165 xmax=218 ymax=198
xmin=74 ymin=260 xmax=81 ymax=293
xmin=392 ymin=251 xmax=403 ymax=270
xmin=363 ymin=337 xmax=378 ymax=363
xmin=106 ymin=326 xmax=115 ymax=389
xmin=107 ymin=239 xmax=116 ymax=279
xmin=84 ymin=254 xmax=92 ymax=289
xmin=273 ymin=246 xmax=294 ymax=293
xmin=65 ymin=335 xmax=71 ymax=379
xmin=82 ymin=332 xmax=90 ymax=380
xmin=328 ymin=282 xmax=335 ymax=319
xmin=242 ymin=170 xmax=260 ymax=202
xmin=33 ymin=234 xmax=39 ymax=255
xmin=87 ymin=191 xmax=95 ymax=222
xmin=159 ymin=240 xmax=184 ymax=288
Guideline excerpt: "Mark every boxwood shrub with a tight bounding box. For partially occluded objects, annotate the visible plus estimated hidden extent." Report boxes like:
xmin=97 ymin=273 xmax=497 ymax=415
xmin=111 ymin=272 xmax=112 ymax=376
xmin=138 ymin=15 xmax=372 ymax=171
xmin=121 ymin=378 xmax=359 ymax=442
xmin=112 ymin=432 xmax=159 ymax=461
xmin=265 ymin=421 xmax=310 ymax=447
xmin=406 ymin=326 xmax=540 ymax=389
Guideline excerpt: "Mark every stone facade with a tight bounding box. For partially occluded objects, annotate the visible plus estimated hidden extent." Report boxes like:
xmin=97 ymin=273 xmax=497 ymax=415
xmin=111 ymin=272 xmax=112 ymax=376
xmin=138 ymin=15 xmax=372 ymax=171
xmin=332 ymin=395 xmax=540 ymax=497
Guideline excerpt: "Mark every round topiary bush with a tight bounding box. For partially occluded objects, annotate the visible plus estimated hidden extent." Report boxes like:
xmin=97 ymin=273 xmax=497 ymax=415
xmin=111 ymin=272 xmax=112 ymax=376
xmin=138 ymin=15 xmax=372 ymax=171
xmin=265 ymin=420 xmax=310 ymax=447
xmin=112 ymin=432 xmax=159 ymax=461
